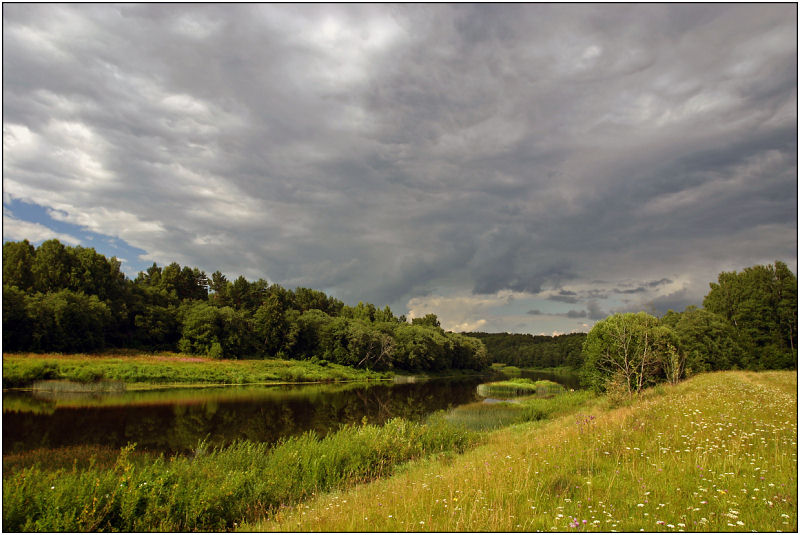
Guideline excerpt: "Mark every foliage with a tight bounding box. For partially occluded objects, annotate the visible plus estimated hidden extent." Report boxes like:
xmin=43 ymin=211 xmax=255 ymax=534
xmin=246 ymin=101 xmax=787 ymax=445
xmin=466 ymin=331 xmax=586 ymax=369
xmin=703 ymin=261 xmax=797 ymax=369
xmin=661 ymin=306 xmax=744 ymax=374
xmin=581 ymin=312 xmax=680 ymax=394
xmin=2 ymin=239 xmax=488 ymax=372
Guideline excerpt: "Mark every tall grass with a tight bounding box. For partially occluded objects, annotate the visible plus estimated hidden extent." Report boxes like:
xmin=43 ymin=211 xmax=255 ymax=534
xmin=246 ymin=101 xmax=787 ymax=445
xmin=476 ymin=378 xmax=565 ymax=398
xmin=445 ymin=390 xmax=594 ymax=431
xmin=258 ymin=371 xmax=797 ymax=532
xmin=2 ymin=352 xmax=390 ymax=388
xmin=2 ymin=416 xmax=479 ymax=532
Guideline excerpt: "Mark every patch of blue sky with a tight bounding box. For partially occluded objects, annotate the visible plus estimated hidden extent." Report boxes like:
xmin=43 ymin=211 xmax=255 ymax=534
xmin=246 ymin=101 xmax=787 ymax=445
xmin=3 ymin=198 xmax=150 ymax=278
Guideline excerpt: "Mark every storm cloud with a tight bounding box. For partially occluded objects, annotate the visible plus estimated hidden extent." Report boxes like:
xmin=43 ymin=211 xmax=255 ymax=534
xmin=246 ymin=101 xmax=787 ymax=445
xmin=3 ymin=4 xmax=796 ymax=333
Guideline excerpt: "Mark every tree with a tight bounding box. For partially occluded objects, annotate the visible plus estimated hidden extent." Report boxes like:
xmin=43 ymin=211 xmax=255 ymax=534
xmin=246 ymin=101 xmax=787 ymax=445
xmin=26 ymin=289 xmax=112 ymax=352
xmin=3 ymin=240 xmax=35 ymax=291
xmin=661 ymin=306 xmax=743 ymax=373
xmin=582 ymin=312 xmax=678 ymax=394
xmin=31 ymin=239 xmax=72 ymax=293
xmin=704 ymin=261 xmax=797 ymax=369
xmin=411 ymin=313 xmax=441 ymax=328
xmin=3 ymin=285 xmax=32 ymax=350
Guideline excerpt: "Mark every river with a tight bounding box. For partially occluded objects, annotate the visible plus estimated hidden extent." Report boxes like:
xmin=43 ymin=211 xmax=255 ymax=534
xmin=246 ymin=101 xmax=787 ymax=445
xmin=3 ymin=370 xmax=581 ymax=455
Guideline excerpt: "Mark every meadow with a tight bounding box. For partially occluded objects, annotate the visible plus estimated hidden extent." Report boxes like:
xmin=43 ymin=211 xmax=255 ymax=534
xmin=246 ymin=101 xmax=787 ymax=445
xmin=256 ymin=371 xmax=797 ymax=532
xmin=2 ymin=352 xmax=390 ymax=389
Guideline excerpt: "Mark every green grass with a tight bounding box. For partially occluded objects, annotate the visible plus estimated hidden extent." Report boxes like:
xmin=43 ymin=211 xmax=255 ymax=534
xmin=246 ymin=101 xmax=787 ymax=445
xmin=3 ymin=381 xmax=378 ymax=414
xmin=2 ymin=352 xmax=391 ymax=388
xmin=256 ymin=371 xmax=797 ymax=532
xmin=476 ymin=378 xmax=566 ymax=398
xmin=1 ymin=416 xmax=479 ymax=532
xmin=444 ymin=390 xmax=595 ymax=431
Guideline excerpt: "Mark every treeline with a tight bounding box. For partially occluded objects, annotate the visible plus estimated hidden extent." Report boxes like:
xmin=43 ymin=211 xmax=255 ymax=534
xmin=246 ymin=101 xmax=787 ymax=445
xmin=2 ymin=239 xmax=488 ymax=372
xmin=582 ymin=261 xmax=797 ymax=395
xmin=464 ymin=332 xmax=586 ymax=369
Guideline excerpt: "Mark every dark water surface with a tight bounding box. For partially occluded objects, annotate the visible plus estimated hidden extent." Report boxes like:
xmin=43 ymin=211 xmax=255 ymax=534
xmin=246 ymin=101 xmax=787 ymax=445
xmin=3 ymin=377 xmax=489 ymax=454
xmin=3 ymin=370 xmax=582 ymax=455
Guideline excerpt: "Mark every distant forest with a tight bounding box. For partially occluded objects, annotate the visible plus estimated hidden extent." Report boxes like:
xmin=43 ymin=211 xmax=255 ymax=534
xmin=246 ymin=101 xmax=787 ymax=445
xmin=2 ymin=239 xmax=488 ymax=372
xmin=465 ymin=332 xmax=586 ymax=369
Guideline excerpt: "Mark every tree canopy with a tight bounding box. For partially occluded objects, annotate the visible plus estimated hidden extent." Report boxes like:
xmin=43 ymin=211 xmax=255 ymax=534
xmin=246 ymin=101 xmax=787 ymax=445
xmin=2 ymin=239 xmax=488 ymax=372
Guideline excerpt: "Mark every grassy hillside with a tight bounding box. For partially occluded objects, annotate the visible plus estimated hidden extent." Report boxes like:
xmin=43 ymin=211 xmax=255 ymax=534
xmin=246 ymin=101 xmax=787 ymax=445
xmin=256 ymin=371 xmax=797 ymax=532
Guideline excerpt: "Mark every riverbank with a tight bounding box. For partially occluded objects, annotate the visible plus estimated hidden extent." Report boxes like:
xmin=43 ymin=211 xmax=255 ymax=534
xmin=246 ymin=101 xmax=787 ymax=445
xmin=4 ymin=371 xmax=794 ymax=532
xmin=2 ymin=352 xmax=392 ymax=389
xmin=255 ymin=370 xmax=797 ymax=532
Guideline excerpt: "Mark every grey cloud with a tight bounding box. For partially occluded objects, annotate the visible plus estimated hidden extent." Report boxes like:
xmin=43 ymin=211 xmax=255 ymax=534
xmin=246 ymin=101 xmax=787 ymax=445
xmin=566 ymin=309 xmax=588 ymax=319
xmin=587 ymin=301 xmax=607 ymax=320
xmin=2 ymin=4 xmax=796 ymax=329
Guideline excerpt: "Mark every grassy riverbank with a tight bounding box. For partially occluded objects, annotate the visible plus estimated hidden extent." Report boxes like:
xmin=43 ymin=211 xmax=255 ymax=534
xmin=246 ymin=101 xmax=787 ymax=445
xmin=4 ymin=371 xmax=794 ymax=532
xmin=256 ymin=371 xmax=797 ymax=532
xmin=2 ymin=352 xmax=391 ymax=389
xmin=2 ymin=416 xmax=478 ymax=532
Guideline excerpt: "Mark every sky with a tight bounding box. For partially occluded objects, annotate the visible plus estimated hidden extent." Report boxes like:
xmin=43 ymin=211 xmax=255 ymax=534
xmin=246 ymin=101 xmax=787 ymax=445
xmin=3 ymin=4 xmax=797 ymax=335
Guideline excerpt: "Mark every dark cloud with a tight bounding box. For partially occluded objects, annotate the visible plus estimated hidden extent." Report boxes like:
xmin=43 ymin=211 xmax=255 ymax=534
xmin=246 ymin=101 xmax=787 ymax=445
xmin=566 ymin=309 xmax=588 ymax=319
xmin=587 ymin=301 xmax=607 ymax=320
xmin=2 ymin=4 xmax=796 ymax=332
xmin=547 ymin=290 xmax=581 ymax=304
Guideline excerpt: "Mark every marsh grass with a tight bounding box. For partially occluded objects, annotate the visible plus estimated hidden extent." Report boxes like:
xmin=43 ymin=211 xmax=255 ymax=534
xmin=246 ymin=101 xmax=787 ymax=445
xmin=445 ymin=390 xmax=595 ymax=431
xmin=2 ymin=352 xmax=390 ymax=388
xmin=477 ymin=378 xmax=566 ymax=398
xmin=2 ymin=416 xmax=479 ymax=532
xmin=258 ymin=371 xmax=797 ymax=532
xmin=32 ymin=379 xmax=126 ymax=393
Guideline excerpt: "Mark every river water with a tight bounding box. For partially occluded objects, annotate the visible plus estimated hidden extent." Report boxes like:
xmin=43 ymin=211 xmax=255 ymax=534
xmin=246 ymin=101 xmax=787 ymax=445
xmin=3 ymin=370 xmax=581 ymax=455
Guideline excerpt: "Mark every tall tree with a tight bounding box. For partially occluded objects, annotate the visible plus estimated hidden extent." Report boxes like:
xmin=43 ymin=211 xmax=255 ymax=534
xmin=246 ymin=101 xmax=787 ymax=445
xmin=704 ymin=261 xmax=797 ymax=369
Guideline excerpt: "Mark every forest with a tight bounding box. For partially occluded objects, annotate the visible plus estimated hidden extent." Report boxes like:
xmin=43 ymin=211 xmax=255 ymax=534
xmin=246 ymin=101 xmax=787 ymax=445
xmin=2 ymin=239 xmax=488 ymax=372
xmin=465 ymin=331 xmax=586 ymax=369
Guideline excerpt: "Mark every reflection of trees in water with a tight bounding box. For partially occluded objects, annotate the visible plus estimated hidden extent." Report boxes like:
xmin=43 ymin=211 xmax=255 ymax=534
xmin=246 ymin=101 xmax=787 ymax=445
xmin=3 ymin=377 xmax=489 ymax=455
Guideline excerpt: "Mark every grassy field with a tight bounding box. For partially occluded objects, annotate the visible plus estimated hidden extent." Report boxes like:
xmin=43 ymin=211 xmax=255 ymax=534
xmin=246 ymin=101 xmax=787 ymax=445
xmin=255 ymin=371 xmax=797 ymax=532
xmin=2 ymin=352 xmax=391 ymax=388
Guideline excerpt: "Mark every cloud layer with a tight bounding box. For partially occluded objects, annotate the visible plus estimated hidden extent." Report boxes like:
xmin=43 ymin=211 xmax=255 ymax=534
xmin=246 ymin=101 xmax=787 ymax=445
xmin=3 ymin=4 xmax=797 ymax=333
